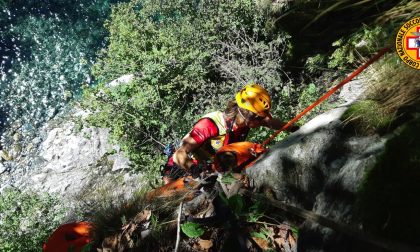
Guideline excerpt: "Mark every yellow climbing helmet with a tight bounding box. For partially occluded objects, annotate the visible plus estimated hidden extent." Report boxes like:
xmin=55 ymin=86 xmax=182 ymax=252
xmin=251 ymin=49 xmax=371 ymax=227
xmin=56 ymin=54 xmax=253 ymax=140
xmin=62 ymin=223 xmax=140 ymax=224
xmin=235 ymin=83 xmax=271 ymax=117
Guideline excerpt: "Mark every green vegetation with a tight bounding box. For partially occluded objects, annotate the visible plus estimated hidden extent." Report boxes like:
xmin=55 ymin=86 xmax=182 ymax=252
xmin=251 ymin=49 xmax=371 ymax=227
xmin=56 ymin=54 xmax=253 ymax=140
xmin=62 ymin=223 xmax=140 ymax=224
xmin=88 ymin=174 xmax=297 ymax=251
xmin=305 ymin=25 xmax=389 ymax=72
xmin=181 ymin=222 xmax=205 ymax=238
xmin=82 ymin=0 xmax=298 ymax=176
xmin=329 ymin=26 xmax=388 ymax=70
xmin=343 ymin=100 xmax=395 ymax=134
xmin=0 ymin=188 xmax=67 ymax=252
xmin=79 ymin=0 xmax=420 ymax=179
xmin=357 ymin=116 xmax=420 ymax=245
xmin=342 ymin=54 xmax=420 ymax=135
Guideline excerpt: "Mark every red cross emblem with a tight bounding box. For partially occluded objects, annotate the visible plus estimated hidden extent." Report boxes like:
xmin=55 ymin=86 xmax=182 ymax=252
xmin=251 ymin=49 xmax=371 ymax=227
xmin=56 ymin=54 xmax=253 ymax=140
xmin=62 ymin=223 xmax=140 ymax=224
xmin=406 ymin=27 xmax=420 ymax=60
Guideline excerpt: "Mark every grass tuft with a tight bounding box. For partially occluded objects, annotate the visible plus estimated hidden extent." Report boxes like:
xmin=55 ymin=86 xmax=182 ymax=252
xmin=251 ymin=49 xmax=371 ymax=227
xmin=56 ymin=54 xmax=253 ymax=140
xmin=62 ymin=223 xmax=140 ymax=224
xmin=342 ymin=100 xmax=394 ymax=135
xmin=342 ymin=54 xmax=420 ymax=135
xmin=375 ymin=0 xmax=420 ymax=24
xmin=366 ymin=55 xmax=420 ymax=114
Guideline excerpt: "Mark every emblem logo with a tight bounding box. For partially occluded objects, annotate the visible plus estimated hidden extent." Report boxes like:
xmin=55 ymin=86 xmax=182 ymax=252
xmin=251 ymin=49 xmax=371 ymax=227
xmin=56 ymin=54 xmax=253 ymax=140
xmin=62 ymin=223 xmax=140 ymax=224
xmin=211 ymin=139 xmax=223 ymax=150
xmin=396 ymin=17 xmax=420 ymax=70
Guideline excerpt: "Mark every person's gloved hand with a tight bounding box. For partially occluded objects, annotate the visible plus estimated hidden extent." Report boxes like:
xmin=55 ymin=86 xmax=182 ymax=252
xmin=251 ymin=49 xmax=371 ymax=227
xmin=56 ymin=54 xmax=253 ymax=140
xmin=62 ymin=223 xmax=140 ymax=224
xmin=288 ymin=125 xmax=300 ymax=132
xmin=190 ymin=164 xmax=202 ymax=179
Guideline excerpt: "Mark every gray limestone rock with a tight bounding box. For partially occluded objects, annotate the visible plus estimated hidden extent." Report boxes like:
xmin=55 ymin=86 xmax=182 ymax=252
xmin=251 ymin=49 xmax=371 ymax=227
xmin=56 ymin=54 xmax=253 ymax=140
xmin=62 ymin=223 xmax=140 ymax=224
xmin=246 ymin=106 xmax=388 ymax=251
xmin=0 ymin=74 xmax=145 ymax=221
xmin=338 ymin=78 xmax=366 ymax=105
xmin=0 ymin=162 xmax=6 ymax=174
xmin=0 ymin=105 xmax=144 ymax=211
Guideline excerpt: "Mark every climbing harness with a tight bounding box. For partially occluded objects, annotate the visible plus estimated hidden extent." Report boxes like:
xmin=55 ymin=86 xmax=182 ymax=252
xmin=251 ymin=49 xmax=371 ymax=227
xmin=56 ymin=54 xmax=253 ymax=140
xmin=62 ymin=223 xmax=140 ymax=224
xmin=214 ymin=47 xmax=391 ymax=171
xmin=160 ymin=110 xmax=244 ymax=180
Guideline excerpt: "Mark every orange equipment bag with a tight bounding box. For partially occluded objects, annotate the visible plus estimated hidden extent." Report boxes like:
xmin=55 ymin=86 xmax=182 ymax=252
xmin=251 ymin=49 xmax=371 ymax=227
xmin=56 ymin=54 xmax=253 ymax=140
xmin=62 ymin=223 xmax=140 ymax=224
xmin=214 ymin=142 xmax=267 ymax=172
xmin=43 ymin=221 xmax=93 ymax=252
xmin=146 ymin=176 xmax=198 ymax=200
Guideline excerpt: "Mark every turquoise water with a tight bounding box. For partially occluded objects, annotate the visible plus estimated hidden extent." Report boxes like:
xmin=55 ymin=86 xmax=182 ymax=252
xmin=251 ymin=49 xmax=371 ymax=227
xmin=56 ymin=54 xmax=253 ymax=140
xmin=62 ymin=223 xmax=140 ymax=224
xmin=0 ymin=0 xmax=125 ymax=144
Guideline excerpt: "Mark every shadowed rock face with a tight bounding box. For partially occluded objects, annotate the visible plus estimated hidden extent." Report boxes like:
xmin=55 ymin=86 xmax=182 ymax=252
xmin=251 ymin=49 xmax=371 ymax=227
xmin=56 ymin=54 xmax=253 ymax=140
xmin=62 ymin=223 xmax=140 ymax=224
xmin=246 ymin=107 xmax=388 ymax=251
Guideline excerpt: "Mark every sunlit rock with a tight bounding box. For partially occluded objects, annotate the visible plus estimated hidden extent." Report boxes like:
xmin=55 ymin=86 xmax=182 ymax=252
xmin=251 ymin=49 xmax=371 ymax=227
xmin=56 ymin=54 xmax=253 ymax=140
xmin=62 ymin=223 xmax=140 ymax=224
xmin=246 ymin=106 xmax=389 ymax=251
xmin=106 ymin=74 xmax=134 ymax=88
xmin=338 ymin=78 xmax=366 ymax=105
xmin=0 ymin=105 xmax=144 ymax=210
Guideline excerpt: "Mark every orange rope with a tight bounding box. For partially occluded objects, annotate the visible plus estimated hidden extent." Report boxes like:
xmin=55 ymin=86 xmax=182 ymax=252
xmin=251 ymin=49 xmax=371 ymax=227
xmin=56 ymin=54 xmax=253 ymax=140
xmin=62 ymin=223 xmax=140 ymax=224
xmin=262 ymin=47 xmax=390 ymax=147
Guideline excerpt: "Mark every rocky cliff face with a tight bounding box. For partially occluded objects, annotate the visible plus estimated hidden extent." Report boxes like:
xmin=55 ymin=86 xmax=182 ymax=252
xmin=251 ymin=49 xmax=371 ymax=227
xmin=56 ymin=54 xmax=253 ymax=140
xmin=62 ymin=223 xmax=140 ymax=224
xmin=0 ymin=105 xmax=145 ymax=211
xmin=1 ymin=77 xmax=384 ymax=249
xmin=0 ymin=73 xmax=145 ymax=213
xmin=246 ymin=105 xmax=391 ymax=251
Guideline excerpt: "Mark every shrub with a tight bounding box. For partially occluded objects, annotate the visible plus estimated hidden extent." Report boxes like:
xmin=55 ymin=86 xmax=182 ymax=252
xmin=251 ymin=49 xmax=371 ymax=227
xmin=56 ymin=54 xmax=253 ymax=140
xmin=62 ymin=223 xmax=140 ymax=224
xmin=305 ymin=54 xmax=327 ymax=74
xmin=0 ymin=188 xmax=67 ymax=252
xmin=327 ymin=25 xmax=388 ymax=70
xmin=83 ymin=0 xmax=295 ymax=173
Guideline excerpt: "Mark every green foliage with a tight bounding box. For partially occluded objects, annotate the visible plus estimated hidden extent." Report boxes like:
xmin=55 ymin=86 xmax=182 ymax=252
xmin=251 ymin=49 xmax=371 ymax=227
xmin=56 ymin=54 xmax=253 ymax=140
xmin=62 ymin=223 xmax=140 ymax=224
xmin=181 ymin=222 xmax=205 ymax=238
xmin=327 ymin=25 xmax=388 ymax=70
xmin=219 ymin=191 xmax=267 ymax=222
xmin=305 ymin=22 xmax=396 ymax=74
xmin=227 ymin=194 xmax=245 ymax=216
xmin=148 ymin=213 xmax=164 ymax=238
xmin=290 ymin=225 xmax=299 ymax=238
xmin=357 ymin=116 xmax=420 ymax=245
xmin=218 ymin=172 xmax=237 ymax=185
xmin=0 ymin=188 xmax=67 ymax=252
xmin=298 ymin=83 xmax=318 ymax=109
xmin=251 ymin=230 xmax=267 ymax=240
xmin=83 ymin=0 xmax=295 ymax=173
xmin=251 ymin=227 xmax=271 ymax=240
xmin=305 ymin=54 xmax=327 ymax=74
xmin=342 ymin=100 xmax=394 ymax=135
xmin=247 ymin=202 xmax=265 ymax=222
